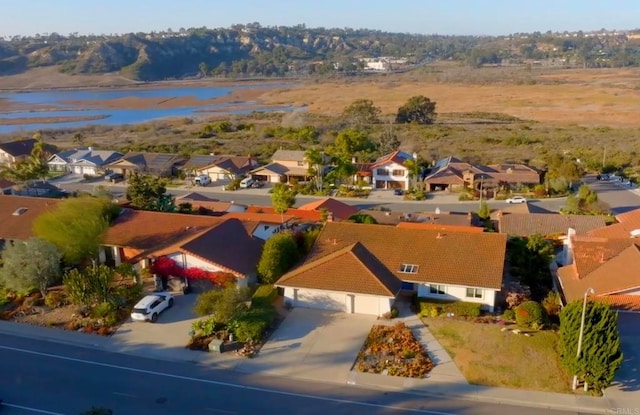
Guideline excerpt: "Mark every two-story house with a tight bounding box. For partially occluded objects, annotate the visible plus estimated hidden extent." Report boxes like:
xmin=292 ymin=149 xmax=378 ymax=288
xmin=249 ymin=150 xmax=312 ymax=183
xmin=371 ymin=150 xmax=413 ymax=190
xmin=47 ymin=147 xmax=124 ymax=176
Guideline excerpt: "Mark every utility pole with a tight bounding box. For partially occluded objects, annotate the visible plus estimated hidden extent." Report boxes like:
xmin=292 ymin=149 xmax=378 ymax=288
xmin=602 ymin=146 xmax=607 ymax=170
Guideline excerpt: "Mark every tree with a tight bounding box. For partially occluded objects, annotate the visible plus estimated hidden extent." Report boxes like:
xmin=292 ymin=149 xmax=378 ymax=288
xmin=72 ymin=133 xmax=85 ymax=146
xmin=545 ymin=154 xmax=582 ymax=193
xmin=63 ymin=264 xmax=116 ymax=306
xmin=0 ymin=237 xmax=62 ymax=296
xmin=193 ymin=283 xmax=251 ymax=323
xmin=508 ymin=234 xmax=555 ymax=300
xmin=563 ymin=184 xmax=607 ymax=214
xmin=477 ymin=201 xmax=491 ymax=221
xmin=33 ymin=196 xmax=117 ymax=265
xmin=332 ymin=128 xmax=376 ymax=157
xmin=403 ymin=155 xmax=422 ymax=191
xmin=305 ymin=147 xmax=325 ymax=191
xmin=0 ymin=139 xmax=51 ymax=189
xmin=559 ymin=300 xmax=623 ymax=394
xmin=376 ymin=123 xmax=401 ymax=155
xmin=257 ymin=232 xmax=300 ymax=284
xmin=271 ymin=183 xmax=297 ymax=221
xmin=348 ymin=213 xmax=378 ymax=224
xmin=395 ymin=95 xmax=437 ymax=125
xmin=126 ymin=173 xmax=176 ymax=212
xmin=341 ymin=99 xmax=381 ymax=126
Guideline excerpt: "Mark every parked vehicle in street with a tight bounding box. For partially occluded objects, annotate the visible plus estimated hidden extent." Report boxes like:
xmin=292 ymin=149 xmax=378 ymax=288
xmin=239 ymin=177 xmax=255 ymax=188
xmin=104 ymin=173 xmax=124 ymax=183
xmin=505 ymin=196 xmax=527 ymax=204
xmin=130 ymin=293 xmax=174 ymax=323
xmin=393 ymin=188 xmax=405 ymax=196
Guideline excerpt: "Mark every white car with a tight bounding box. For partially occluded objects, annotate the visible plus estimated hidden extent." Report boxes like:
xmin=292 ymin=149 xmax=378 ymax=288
xmin=130 ymin=293 xmax=174 ymax=323
xmin=505 ymin=196 xmax=527 ymax=204
xmin=194 ymin=175 xmax=211 ymax=186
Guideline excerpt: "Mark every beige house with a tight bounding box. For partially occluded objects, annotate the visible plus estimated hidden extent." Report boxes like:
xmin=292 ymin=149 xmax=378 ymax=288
xmin=195 ymin=156 xmax=258 ymax=181
xmin=104 ymin=152 xmax=187 ymax=177
xmin=250 ymin=150 xmax=312 ymax=183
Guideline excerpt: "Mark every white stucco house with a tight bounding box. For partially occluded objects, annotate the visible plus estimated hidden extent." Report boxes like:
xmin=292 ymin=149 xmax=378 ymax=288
xmin=370 ymin=150 xmax=413 ymax=190
xmin=48 ymin=147 xmax=124 ymax=176
xmin=276 ymin=222 xmax=507 ymax=316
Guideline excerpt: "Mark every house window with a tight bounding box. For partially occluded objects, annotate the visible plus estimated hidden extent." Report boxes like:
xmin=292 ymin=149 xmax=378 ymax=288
xmin=429 ymin=284 xmax=446 ymax=295
xmin=376 ymin=168 xmax=388 ymax=176
xmin=399 ymin=263 xmax=419 ymax=274
xmin=466 ymin=288 xmax=483 ymax=299
xmin=297 ymin=161 xmax=304 ymax=166
xmin=392 ymin=169 xmax=404 ymax=176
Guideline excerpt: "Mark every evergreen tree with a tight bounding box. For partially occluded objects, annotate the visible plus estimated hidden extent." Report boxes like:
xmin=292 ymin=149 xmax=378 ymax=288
xmin=559 ymin=300 xmax=623 ymax=394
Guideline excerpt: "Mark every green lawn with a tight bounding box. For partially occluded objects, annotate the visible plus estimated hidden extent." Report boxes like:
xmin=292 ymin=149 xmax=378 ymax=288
xmin=423 ymin=317 xmax=571 ymax=393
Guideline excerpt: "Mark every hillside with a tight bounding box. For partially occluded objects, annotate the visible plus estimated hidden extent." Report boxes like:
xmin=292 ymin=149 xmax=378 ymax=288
xmin=2 ymin=24 xmax=640 ymax=81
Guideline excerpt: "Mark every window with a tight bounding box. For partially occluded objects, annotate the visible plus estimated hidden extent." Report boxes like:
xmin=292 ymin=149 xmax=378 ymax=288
xmin=429 ymin=284 xmax=446 ymax=295
xmin=376 ymin=168 xmax=388 ymax=176
xmin=392 ymin=169 xmax=405 ymax=177
xmin=466 ymin=288 xmax=483 ymax=299
xmin=297 ymin=161 xmax=305 ymax=166
xmin=399 ymin=263 xmax=419 ymax=274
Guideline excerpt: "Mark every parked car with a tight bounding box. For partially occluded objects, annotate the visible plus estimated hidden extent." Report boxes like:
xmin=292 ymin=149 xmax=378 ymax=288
xmin=251 ymin=180 xmax=265 ymax=188
xmin=106 ymin=173 xmax=124 ymax=183
xmin=239 ymin=177 xmax=255 ymax=188
xmin=505 ymin=196 xmax=527 ymax=204
xmin=130 ymin=293 xmax=174 ymax=323
xmin=393 ymin=188 xmax=405 ymax=196
xmin=194 ymin=174 xmax=211 ymax=186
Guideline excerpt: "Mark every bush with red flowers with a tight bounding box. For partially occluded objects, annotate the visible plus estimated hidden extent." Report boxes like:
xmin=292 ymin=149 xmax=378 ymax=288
xmin=151 ymin=256 xmax=235 ymax=287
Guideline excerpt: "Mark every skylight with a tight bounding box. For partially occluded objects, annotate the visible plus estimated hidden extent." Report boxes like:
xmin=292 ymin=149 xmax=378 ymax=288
xmin=12 ymin=207 xmax=28 ymax=216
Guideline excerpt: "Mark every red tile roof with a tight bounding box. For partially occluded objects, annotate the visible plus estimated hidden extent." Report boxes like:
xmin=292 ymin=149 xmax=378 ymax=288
xmin=498 ymin=213 xmax=607 ymax=237
xmin=0 ymin=195 xmax=60 ymax=241
xmin=396 ymin=222 xmax=484 ymax=233
xmin=371 ymin=150 xmax=412 ymax=168
xmin=245 ymin=205 xmax=322 ymax=222
xmin=593 ymin=295 xmax=640 ymax=312
xmin=588 ymin=208 xmax=640 ymax=239
xmin=300 ymin=222 xmax=507 ymax=289
xmin=297 ymin=198 xmax=359 ymax=221
xmin=277 ymin=242 xmax=402 ymax=296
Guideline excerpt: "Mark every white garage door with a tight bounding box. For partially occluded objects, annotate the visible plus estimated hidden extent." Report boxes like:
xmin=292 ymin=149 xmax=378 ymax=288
xmin=354 ymin=295 xmax=383 ymax=316
xmin=294 ymin=289 xmax=346 ymax=312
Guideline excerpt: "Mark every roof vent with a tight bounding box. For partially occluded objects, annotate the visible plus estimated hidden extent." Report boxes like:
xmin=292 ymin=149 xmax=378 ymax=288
xmin=436 ymin=232 xmax=444 ymax=239
xmin=630 ymin=229 xmax=640 ymax=238
xmin=12 ymin=207 xmax=28 ymax=216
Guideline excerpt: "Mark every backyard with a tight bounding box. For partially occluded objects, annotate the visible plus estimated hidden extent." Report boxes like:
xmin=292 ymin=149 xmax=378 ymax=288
xmin=422 ymin=316 xmax=571 ymax=393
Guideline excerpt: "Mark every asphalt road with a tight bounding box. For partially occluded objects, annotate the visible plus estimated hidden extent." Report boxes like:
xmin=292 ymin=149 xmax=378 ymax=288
xmin=0 ymin=334 xmax=575 ymax=415
xmin=58 ymin=180 xmax=569 ymax=214
xmin=582 ymin=175 xmax=640 ymax=214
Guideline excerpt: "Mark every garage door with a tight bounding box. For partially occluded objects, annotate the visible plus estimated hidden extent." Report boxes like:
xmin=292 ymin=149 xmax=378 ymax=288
xmin=294 ymin=289 xmax=346 ymax=312
xmin=354 ymin=295 xmax=382 ymax=315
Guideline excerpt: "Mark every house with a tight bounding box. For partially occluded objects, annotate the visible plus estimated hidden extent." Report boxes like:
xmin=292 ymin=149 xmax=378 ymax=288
xmin=221 ymin=211 xmax=296 ymax=240
xmin=245 ymin=205 xmax=323 ymax=222
xmin=0 ymin=179 xmax=15 ymax=195
xmin=0 ymin=139 xmax=56 ymax=167
xmin=100 ymin=210 xmax=264 ymax=288
xmin=249 ymin=150 xmax=311 ymax=183
xmin=556 ymin=234 xmax=640 ymax=312
xmin=277 ymin=222 xmax=507 ymax=315
xmin=498 ymin=212 xmax=607 ymax=238
xmin=297 ymin=197 xmax=359 ymax=221
xmin=359 ymin=209 xmax=477 ymax=227
xmin=371 ymin=150 xmax=413 ymax=190
xmin=587 ymin=208 xmax=640 ymax=239
xmin=0 ymin=195 xmax=60 ymax=244
xmin=104 ymin=152 xmax=187 ymax=177
xmin=175 ymin=192 xmax=247 ymax=213
xmin=180 ymin=155 xmax=222 ymax=174
xmin=194 ymin=156 xmax=258 ymax=181
xmin=47 ymin=147 xmax=124 ymax=176
xmin=424 ymin=156 xmax=542 ymax=193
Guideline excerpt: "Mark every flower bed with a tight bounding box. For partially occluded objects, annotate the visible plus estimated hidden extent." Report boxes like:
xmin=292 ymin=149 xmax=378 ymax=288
xmin=355 ymin=322 xmax=434 ymax=378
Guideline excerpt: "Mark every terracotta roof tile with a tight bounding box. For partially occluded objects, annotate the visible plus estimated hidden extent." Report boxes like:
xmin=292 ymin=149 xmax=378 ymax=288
xmin=0 ymin=195 xmax=60 ymax=241
xmin=371 ymin=150 xmax=412 ymax=168
xmin=588 ymin=208 xmax=640 ymax=239
xmin=221 ymin=211 xmax=295 ymax=224
xmin=277 ymin=242 xmax=401 ymax=296
xmin=297 ymin=198 xmax=359 ymax=221
xmin=302 ymin=222 xmax=507 ymax=289
xmin=246 ymin=205 xmax=322 ymax=222
xmin=396 ymin=222 xmax=484 ymax=233
xmin=594 ymin=295 xmax=640 ymax=312
xmin=360 ymin=209 xmax=475 ymax=227
xmin=498 ymin=213 xmax=607 ymax=237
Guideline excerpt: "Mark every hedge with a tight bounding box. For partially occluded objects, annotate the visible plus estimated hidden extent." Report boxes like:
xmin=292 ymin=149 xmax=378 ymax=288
xmin=252 ymin=284 xmax=278 ymax=307
xmin=417 ymin=298 xmax=482 ymax=318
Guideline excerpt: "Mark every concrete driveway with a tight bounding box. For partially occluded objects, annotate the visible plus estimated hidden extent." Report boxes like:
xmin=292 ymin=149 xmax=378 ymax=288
xmin=235 ymin=308 xmax=376 ymax=383
xmin=605 ymin=312 xmax=640 ymax=403
xmin=109 ymin=293 xmax=200 ymax=361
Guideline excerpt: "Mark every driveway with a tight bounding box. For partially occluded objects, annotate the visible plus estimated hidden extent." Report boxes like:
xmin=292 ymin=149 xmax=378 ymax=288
xmin=109 ymin=293 xmax=200 ymax=361
xmin=605 ymin=312 xmax=640 ymax=403
xmin=235 ymin=308 xmax=376 ymax=383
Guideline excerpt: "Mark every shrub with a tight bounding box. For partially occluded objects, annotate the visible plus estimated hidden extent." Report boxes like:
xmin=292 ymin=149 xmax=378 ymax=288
xmin=45 ymin=290 xmax=68 ymax=308
xmin=113 ymin=283 xmax=143 ymax=307
xmin=541 ymin=291 xmax=562 ymax=318
xmin=252 ymin=285 xmax=278 ymax=307
xmin=503 ymin=309 xmax=515 ymax=321
xmin=191 ymin=316 xmax=221 ymax=337
xmin=91 ymin=301 xmax=117 ymax=319
xmin=232 ymin=305 xmax=276 ymax=342
xmin=418 ymin=299 xmax=482 ymax=318
xmin=515 ymin=301 xmax=549 ymax=329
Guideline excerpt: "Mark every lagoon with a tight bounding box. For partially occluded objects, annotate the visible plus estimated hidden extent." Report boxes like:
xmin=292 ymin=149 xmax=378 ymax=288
xmin=0 ymin=84 xmax=295 ymax=134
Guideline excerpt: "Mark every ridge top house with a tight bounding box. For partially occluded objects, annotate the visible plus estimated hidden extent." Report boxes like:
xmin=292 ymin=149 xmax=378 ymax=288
xmin=250 ymin=149 xmax=313 ymax=184
xmin=47 ymin=147 xmax=124 ymax=176
xmin=277 ymin=221 xmax=507 ymax=316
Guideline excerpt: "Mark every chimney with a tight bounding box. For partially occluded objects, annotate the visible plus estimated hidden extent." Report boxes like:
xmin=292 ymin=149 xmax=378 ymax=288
xmin=352 ymin=157 xmax=357 ymax=163
xmin=436 ymin=232 xmax=443 ymax=239
xmin=88 ymin=146 xmax=92 ymax=152
xmin=333 ymin=238 xmax=337 ymax=245
xmin=326 ymin=211 xmax=334 ymax=222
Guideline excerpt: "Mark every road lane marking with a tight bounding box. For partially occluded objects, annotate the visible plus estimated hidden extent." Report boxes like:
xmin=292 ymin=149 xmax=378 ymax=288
xmin=2 ymin=403 xmax=64 ymax=414
xmin=0 ymin=345 xmax=455 ymax=415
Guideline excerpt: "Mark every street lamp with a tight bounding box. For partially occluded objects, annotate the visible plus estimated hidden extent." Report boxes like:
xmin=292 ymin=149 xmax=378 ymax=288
xmin=573 ymin=287 xmax=595 ymax=390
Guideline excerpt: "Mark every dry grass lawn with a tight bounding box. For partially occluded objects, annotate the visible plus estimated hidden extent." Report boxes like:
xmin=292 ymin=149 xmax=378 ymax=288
xmin=423 ymin=317 xmax=571 ymax=393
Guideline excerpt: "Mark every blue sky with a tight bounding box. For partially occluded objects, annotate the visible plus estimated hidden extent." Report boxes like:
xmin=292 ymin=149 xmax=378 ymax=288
xmin=3 ymin=0 xmax=640 ymax=37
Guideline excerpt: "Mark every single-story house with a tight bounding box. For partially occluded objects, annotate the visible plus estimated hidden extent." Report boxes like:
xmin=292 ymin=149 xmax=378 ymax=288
xmin=245 ymin=205 xmax=323 ymax=222
xmin=277 ymin=222 xmax=507 ymax=315
xmin=297 ymin=197 xmax=359 ymax=221
xmin=0 ymin=195 xmax=60 ymax=244
xmin=194 ymin=156 xmax=258 ymax=181
xmin=371 ymin=150 xmax=413 ymax=190
xmin=556 ymin=234 xmax=640 ymax=312
xmin=359 ymin=209 xmax=477 ymax=227
xmin=587 ymin=208 xmax=640 ymax=239
xmin=100 ymin=210 xmax=264 ymax=288
xmin=176 ymin=192 xmax=247 ymax=213
xmin=47 ymin=147 xmax=124 ymax=176
xmin=249 ymin=149 xmax=312 ymax=183
xmin=0 ymin=139 xmax=56 ymax=167
xmin=104 ymin=152 xmax=187 ymax=177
